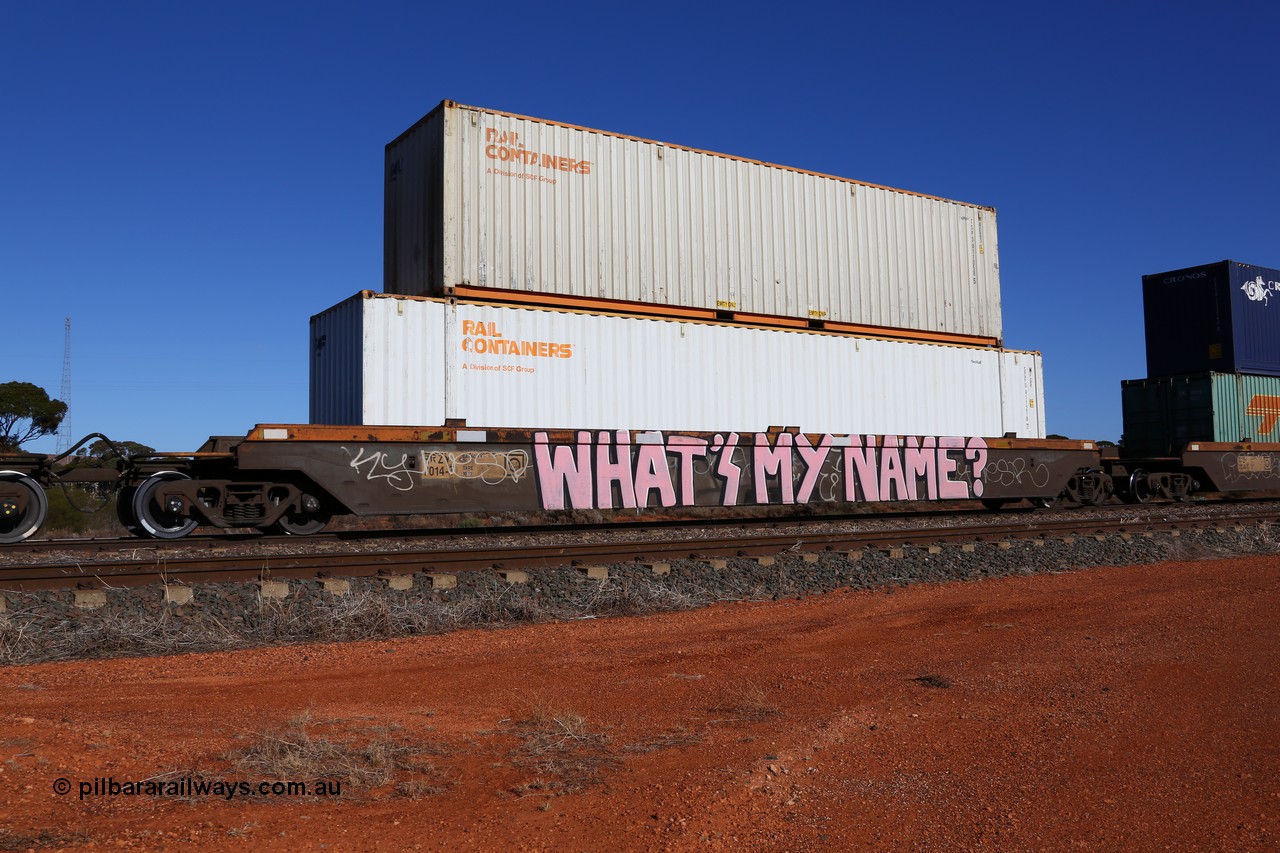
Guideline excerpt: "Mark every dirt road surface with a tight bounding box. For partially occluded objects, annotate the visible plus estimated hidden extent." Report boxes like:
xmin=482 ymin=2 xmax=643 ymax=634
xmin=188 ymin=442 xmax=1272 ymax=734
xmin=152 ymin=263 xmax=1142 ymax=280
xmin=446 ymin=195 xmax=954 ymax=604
xmin=2 ymin=555 xmax=1277 ymax=851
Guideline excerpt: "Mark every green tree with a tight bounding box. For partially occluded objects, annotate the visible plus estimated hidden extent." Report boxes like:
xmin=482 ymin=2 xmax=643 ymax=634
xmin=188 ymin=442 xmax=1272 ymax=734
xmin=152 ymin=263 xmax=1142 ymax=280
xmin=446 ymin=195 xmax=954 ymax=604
xmin=0 ymin=382 xmax=67 ymax=452
xmin=85 ymin=439 xmax=155 ymax=464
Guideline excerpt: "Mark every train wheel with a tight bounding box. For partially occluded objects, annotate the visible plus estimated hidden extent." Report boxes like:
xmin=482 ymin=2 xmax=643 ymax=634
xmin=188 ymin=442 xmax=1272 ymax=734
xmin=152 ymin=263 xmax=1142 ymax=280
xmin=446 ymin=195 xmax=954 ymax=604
xmin=273 ymin=510 xmax=330 ymax=536
xmin=1127 ymin=470 xmax=1153 ymax=504
xmin=0 ymin=473 xmax=49 ymax=544
xmin=1030 ymin=495 xmax=1058 ymax=509
xmin=133 ymin=472 xmax=198 ymax=539
xmin=980 ymin=499 xmax=1008 ymax=511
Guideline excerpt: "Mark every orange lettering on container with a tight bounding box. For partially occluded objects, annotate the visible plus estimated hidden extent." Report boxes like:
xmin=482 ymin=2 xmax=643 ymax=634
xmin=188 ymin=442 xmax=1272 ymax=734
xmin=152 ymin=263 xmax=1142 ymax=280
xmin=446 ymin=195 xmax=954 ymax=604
xmin=1246 ymin=394 xmax=1280 ymax=434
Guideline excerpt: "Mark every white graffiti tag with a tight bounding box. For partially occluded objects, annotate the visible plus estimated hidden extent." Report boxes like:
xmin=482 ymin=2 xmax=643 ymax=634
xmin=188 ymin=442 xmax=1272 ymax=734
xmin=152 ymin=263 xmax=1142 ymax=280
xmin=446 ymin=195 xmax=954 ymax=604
xmin=816 ymin=470 xmax=843 ymax=502
xmin=422 ymin=450 xmax=531 ymax=484
xmin=342 ymin=446 xmax=416 ymax=491
xmin=984 ymin=456 xmax=1051 ymax=489
xmin=1221 ymin=452 xmax=1278 ymax=482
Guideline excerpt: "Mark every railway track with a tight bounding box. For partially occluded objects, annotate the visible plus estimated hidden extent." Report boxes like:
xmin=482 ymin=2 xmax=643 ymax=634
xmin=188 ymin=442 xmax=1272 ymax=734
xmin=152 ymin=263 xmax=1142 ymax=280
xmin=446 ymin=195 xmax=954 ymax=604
xmin=0 ymin=502 xmax=1028 ymax=560
xmin=4 ymin=501 xmax=1279 ymax=592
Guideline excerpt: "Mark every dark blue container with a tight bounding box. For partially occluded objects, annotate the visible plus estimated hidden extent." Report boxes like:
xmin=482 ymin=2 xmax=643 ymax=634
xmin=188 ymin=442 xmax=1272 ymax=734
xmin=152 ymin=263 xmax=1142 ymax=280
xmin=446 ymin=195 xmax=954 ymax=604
xmin=1143 ymin=260 xmax=1280 ymax=378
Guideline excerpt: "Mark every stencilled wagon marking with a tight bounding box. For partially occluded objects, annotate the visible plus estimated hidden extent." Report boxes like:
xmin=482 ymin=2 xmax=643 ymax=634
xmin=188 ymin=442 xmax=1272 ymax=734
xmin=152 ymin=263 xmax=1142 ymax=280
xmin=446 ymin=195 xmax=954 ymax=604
xmin=421 ymin=450 xmax=530 ymax=484
xmin=1221 ymin=452 xmax=1279 ymax=481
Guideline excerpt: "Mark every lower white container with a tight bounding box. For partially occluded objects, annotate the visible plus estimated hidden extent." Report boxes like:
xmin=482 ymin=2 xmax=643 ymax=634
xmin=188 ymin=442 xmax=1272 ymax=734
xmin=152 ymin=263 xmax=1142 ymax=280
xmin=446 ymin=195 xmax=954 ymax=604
xmin=310 ymin=292 xmax=1045 ymax=438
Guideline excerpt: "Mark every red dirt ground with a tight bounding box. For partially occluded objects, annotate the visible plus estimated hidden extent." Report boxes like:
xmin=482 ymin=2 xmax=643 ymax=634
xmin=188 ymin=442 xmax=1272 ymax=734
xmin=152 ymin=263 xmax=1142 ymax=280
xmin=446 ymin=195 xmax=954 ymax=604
xmin=2 ymin=555 xmax=1278 ymax=851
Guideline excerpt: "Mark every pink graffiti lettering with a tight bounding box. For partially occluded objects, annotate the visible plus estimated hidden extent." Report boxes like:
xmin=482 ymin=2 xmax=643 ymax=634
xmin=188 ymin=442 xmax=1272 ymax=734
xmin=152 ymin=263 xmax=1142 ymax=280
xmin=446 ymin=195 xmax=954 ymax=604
xmin=713 ymin=433 xmax=742 ymax=506
xmin=634 ymin=441 xmax=677 ymax=507
xmin=595 ymin=431 xmax=637 ymax=510
xmin=534 ymin=431 xmax=594 ymax=510
xmin=667 ymin=435 xmax=709 ymax=506
xmin=843 ymin=436 xmax=880 ymax=502
xmin=936 ymin=437 xmax=969 ymax=499
xmin=753 ymin=432 xmax=795 ymax=504
xmin=531 ymin=431 xmax=985 ymax=511
xmin=794 ymin=434 xmax=833 ymax=503
xmin=903 ymin=436 xmax=938 ymax=500
xmin=966 ymin=437 xmax=988 ymax=498
xmin=879 ymin=436 xmax=909 ymax=502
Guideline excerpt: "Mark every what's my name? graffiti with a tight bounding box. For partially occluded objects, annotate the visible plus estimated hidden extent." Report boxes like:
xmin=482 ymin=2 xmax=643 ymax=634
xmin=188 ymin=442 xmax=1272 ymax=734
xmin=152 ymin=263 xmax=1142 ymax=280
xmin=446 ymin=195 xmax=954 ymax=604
xmin=533 ymin=431 xmax=989 ymax=511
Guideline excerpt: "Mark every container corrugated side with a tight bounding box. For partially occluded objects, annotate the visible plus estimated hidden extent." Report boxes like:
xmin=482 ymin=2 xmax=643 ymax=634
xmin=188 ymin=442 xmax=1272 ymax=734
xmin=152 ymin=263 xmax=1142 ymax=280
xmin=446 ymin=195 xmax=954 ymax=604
xmin=1121 ymin=372 xmax=1280 ymax=455
xmin=1226 ymin=262 xmax=1280 ymax=375
xmin=312 ymin=293 xmax=1041 ymax=437
xmin=310 ymin=293 xmax=446 ymax=426
xmin=385 ymin=101 xmax=1003 ymax=342
xmin=999 ymin=351 xmax=1046 ymax=438
xmin=1143 ymin=260 xmax=1280 ymax=378
xmin=309 ymin=294 xmax=364 ymax=425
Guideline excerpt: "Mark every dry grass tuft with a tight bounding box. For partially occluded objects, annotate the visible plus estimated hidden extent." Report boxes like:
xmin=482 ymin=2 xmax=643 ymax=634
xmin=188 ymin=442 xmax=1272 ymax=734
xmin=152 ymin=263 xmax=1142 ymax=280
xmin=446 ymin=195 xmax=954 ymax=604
xmin=0 ymin=607 xmax=245 ymax=666
xmin=708 ymin=681 xmax=782 ymax=723
xmin=507 ymin=701 xmax=616 ymax=796
xmin=0 ymin=829 xmax=93 ymax=851
xmin=395 ymin=778 xmax=451 ymax=798
xmin=226 ymin=713 xmax=452 ymax=798
xmin=0 ymin=563 xmax=729 ymax=666
xmin=623 ymin=725 xmax=705 ymax=753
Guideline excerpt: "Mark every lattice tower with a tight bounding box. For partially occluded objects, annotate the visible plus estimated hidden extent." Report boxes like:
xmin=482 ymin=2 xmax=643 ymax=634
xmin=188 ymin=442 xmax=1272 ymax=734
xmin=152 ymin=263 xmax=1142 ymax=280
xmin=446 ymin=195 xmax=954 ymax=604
xmin=55 ymin=317 xmax=71 ymax=454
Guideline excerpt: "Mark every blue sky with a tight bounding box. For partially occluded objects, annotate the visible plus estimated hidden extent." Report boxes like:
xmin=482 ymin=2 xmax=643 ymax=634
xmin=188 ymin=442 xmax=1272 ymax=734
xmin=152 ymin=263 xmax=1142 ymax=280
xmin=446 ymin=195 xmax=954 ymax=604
xmin=4 ymin=1 xmax=1277 ymax=452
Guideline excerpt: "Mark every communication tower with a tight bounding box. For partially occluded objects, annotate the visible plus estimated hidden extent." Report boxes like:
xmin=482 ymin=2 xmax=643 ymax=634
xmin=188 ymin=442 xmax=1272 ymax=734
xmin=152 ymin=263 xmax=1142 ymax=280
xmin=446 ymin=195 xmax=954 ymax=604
xmin=56 ymin=317 xmax=72 ymax=454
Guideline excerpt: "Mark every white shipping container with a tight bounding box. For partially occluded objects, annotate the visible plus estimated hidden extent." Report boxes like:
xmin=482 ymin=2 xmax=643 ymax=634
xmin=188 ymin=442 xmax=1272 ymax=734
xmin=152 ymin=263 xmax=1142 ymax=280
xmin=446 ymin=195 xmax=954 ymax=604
xmin=385 ymin=101 xmax=1002 ymax=343
xmin=311 ymin=293 xmax=1044 ymax=438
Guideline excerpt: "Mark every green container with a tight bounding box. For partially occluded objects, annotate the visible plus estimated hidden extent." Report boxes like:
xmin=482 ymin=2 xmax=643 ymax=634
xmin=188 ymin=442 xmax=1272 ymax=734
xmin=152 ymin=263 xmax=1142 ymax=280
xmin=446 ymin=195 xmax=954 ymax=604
xmin=1121 ymin=373 xmax=1280 ymax=456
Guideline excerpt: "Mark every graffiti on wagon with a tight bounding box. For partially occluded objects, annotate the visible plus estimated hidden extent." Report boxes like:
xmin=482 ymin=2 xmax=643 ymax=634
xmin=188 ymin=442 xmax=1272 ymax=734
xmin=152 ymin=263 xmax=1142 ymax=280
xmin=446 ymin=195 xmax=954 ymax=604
xmin=342 ymin=447 xmax=532 ymax=491
xmin=532 ymin=431 xmax=990 ymax=511
xmin=421 ymin=449 xmax=531 ymax=485
xmin=983 ymin=456 xmax=1052 ymax=489
xmin=342 ymin=447 xmax=417 ymax=492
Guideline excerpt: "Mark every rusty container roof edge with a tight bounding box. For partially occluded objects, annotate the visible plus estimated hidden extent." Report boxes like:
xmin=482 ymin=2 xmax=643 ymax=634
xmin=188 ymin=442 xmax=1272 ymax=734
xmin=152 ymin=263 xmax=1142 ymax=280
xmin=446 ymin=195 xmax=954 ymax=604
xmin=240 ymin=423 xmax=1090 ymax=450
xmin=316 ymin=290 xmax=1032 ymax=356
xmin=390 ymin=99 xmax=998 ymax=213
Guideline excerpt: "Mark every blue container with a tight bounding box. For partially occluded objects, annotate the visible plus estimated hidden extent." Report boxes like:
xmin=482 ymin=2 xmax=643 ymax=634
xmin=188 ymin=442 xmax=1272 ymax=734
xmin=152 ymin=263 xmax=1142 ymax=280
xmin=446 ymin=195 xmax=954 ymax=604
xmin=1143 ymin=260 xmax=1280 ymax=378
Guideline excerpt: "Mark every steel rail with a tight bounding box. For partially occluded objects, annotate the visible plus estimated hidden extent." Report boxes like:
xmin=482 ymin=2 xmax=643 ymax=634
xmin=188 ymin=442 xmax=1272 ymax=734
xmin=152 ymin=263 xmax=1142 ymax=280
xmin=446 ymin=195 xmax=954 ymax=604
xmin=12 ymin=496 xmax=1280 ymax=562
xmin=3 ymin=504 xmax=1278 ymax=592
xmin=0 ymin=502 xmax=1028 ymax=559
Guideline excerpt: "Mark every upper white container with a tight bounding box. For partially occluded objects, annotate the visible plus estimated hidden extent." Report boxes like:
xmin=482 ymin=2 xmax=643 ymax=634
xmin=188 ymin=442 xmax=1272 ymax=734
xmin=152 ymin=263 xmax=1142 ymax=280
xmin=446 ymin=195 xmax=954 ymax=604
xmin=385 ymin=101 xmax=1003 ymax=343
xmin=311 ymin=293 xmax=1042 ymax=438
